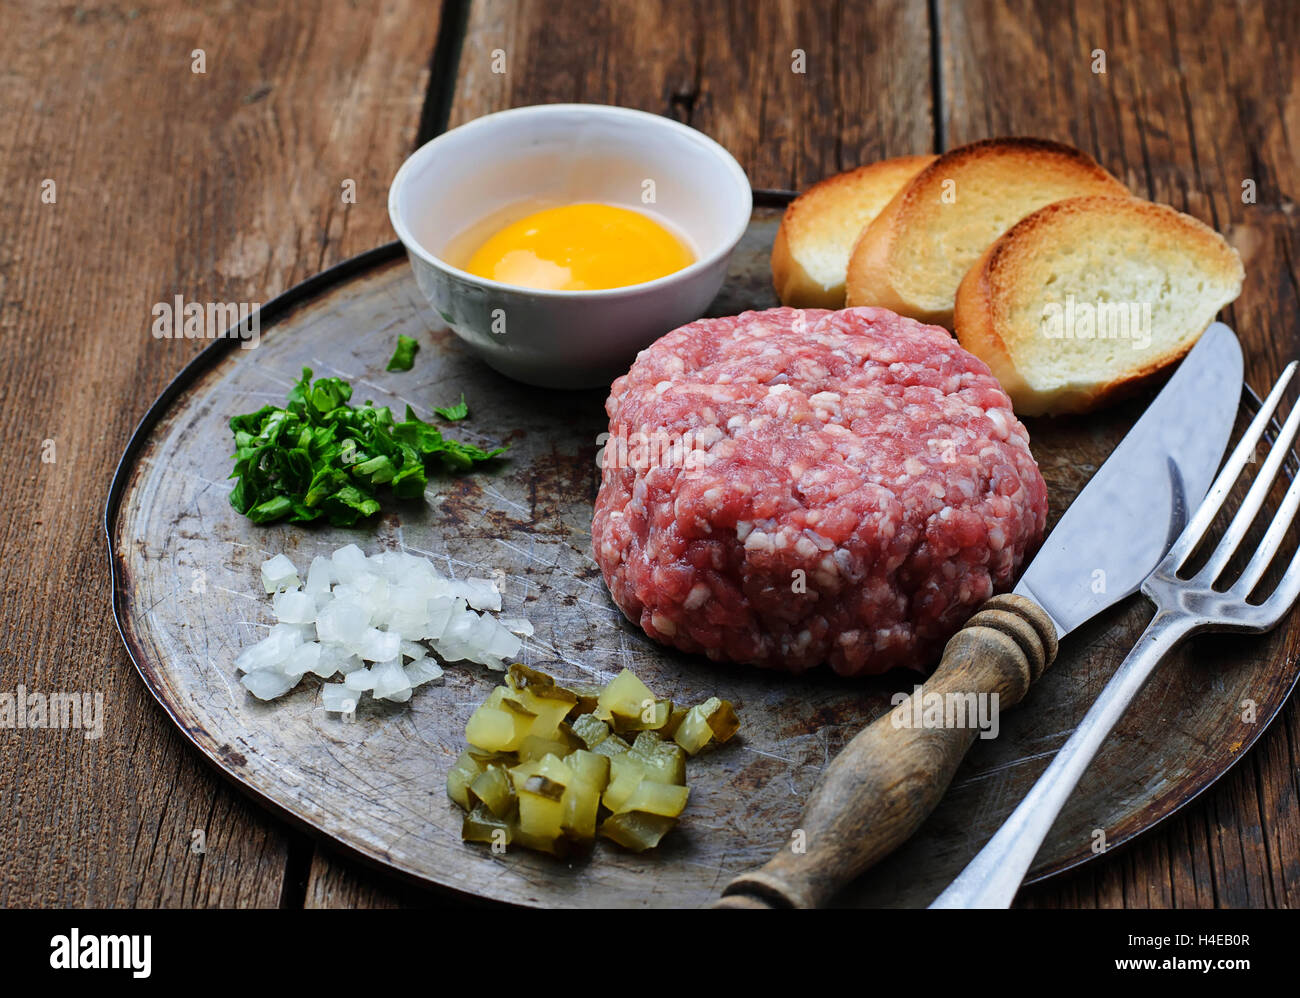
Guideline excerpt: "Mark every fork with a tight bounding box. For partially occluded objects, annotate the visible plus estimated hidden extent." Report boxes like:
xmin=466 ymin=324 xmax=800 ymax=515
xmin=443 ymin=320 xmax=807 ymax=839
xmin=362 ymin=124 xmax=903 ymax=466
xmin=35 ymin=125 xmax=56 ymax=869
xmin=930 ymin=362 xmax=1300 ymax=909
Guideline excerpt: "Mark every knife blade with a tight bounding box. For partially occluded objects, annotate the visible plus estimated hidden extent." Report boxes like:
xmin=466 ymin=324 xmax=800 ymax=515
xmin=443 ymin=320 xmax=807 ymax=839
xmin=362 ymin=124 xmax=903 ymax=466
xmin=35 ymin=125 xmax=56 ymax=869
xmin=717 ymin=322 xmax=1244 ymax=909
xmin=1016 ymin=321 xmax=1244 ymax=637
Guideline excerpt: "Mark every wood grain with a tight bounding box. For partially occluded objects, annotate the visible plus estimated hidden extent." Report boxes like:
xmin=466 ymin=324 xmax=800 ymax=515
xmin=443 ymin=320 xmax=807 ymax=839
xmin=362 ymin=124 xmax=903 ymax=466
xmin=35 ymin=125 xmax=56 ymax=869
xmin=448 ymin=0 xmax=934 ymax=188
xmin=0 ymin=0 xmax=442 ymax=907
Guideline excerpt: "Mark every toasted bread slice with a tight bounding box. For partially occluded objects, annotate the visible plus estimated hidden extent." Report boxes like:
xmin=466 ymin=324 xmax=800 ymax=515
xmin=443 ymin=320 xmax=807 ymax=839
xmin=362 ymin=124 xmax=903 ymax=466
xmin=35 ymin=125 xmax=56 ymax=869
xmin=845 ymin=138 xmax=1129 ymax=327
xmin=771 ymin=156 xmax=937 ymax=308
xmin=954 ymin=196 xmax=1244 ymax=416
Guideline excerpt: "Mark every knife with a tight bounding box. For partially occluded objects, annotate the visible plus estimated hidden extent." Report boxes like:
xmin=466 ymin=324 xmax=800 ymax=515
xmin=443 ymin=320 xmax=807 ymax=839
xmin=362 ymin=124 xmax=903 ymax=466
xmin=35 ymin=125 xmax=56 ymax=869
xmin=715 ymin=322 xmax=1244 ymax=909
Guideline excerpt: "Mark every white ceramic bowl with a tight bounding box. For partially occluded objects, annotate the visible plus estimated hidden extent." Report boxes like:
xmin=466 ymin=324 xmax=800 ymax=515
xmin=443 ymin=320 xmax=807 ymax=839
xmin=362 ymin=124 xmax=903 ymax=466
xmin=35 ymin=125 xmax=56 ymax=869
xmin=388 ymin=104 xmax=752 ymax=389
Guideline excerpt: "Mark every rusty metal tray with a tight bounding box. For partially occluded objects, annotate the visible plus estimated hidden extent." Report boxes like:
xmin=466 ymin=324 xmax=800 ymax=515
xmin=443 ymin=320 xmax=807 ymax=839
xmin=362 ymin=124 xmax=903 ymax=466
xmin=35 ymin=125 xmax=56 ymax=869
xmin=105 ymin=193 xmax=1300 ymax=907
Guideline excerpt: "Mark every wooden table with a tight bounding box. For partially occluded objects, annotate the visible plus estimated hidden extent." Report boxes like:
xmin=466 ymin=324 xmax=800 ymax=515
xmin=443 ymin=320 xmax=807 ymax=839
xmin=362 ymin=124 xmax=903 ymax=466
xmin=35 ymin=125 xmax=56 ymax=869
xmin=3 ymin=0 xmax=1297 ymax=908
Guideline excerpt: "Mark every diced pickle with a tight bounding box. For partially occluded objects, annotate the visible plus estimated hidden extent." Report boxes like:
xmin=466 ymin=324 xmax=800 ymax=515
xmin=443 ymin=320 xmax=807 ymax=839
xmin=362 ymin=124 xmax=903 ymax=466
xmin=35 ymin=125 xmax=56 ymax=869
xmin=505 ymin=665 xmax=587 ymax=738
xmin=599 ymin=811 xmax=678 ymax=852
xmin=628 ymin=731 xmax=687 ymax=785
xmin=555 ymin=721 xmax=586 ymax=750
xmin=450 ymin=665 xmax=739 ymax=858
xmin=522 ymin=773 xmax=566 ymax=801
xmin=466 ymin=746 xmax=515 ymax=766
xmin=672 ymin=708 xmax=712 ymax=755
xmin=705 ymin=699 xmax=741 ymax=742
xmin=517 ymin=793 xmax=564 ymax=840
xmin=617 ymin=780 xmax=689 ymax=817
xmin=602 ymin=760 xmax=643 ymax=813
xmin=570 ymin=713 xmax=611 ymax=749
xmin=660 ymin=705 xmax=689 ymax=739
xmin=516 ymin=728 xmax=582 ymax=762
xmin=506 ymin=663 xmax=578 ymax=704
xmin=609 ymin=749 xmax=644 ymax=783
xmin=560 ymin=684 xmax=603 ymax=718
xmin=511 ymin=737 xmax=566 ymax=764
xmin=446 ymin=749 xmax=487 ymax=809
xmin=462 ymin=804 xmax=513 ymax=846
xmin=563 ymin=785 xmax=600 ymax=840
xmin=532 ymin=754 xmax=574 ymax=785
xmin=672 ymin=696 xmax=741 ymax=755
xmin=594 ymin=669 xmax=656 ymax=725
xmin=465 ymin=689 xmax=537 ymax=753
xmin=517 ymin=691 xmax=575 ymax=740
xmin=615 ymin=698 xmax=673 ymax=733
xmin=590 ymin=732 xmax=631 ymax=758
xmin=563 ymin=749 xmax=611 ymax=792
xmin=513 ymin=755 xmax=572 ymax=841
xmin=549 ymin=750 xmax=606 ymax=841
xmin=464 ymin=706 xmax=519 ymax=752
xmin=512 ymin=827 xmax=569 ymax=857
xmin=468 ymin=763 xmax=516 ymax=819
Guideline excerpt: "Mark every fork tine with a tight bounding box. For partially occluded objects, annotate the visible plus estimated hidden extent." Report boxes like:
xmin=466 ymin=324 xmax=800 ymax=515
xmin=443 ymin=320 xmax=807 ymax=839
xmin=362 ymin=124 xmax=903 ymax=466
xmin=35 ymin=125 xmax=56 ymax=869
xmin=1257 ymin=536 xmax=1300 ymax=624
xmin=1199 ymin=387 xmax=1300 ymax=583
xmin=1167 ymin=361 xmax=1298 ymax=571
xmin=1232 ymin=461 xmax=1300 ymax=596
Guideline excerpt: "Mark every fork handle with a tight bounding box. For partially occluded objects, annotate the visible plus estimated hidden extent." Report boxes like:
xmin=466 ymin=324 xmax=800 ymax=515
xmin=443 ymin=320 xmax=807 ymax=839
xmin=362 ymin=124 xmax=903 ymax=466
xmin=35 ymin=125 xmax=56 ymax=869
xmin=929 ymin=609 xmax=1195 ymax=908
xmin=716 ymin=594 xmax=1059 ymax=909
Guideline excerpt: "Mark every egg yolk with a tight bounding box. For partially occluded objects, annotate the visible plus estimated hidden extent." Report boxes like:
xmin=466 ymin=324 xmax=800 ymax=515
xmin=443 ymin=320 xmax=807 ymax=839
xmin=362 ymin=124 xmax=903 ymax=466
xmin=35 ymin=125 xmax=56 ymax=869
xmin=463 ymin=203 xmax=695 ymax=291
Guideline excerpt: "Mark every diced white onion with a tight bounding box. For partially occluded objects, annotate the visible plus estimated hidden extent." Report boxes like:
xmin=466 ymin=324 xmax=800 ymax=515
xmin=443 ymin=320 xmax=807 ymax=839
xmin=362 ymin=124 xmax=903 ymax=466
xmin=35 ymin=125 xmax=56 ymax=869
xmin=273 ymin=589 xmax=317 ymax=625
xmin=404 ymin=657 xmax=444 ymax=688
xmin=462 ymin=577 xmax=502 ymax=611
xmin=344 ymin=667 xmax=376 ymax=691
xmin=234 ymin=544 xmax=534 ymax=709
xmin=305 ymin=556 xmax=335 ymax=595
xmin=260 ymin=554 xmax=299 ymax=594
xmin=242 ymin=669 xmax=297 ymax=700
xmin=370 ymin=658 xmax=411 ymax=700
xmin=320 ymin=683 xmax=359 ymax=713
xmin=282 ymin=642 xmax=322 ymax=678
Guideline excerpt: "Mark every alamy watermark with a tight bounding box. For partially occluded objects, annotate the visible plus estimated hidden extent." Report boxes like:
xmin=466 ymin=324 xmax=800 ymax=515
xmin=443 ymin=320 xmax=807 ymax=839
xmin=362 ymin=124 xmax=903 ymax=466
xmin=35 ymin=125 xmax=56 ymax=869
xmin=1041 ymin=295 xmax=1152 ymax=350
xmin=596 ymin=428 xmax=714 ymax=471
xmin=50 ymin=929 xmax=150 ymax=978
xmin=151 ymin=294 xmax=261 ymax=349
xmin=890 ymin=686 xmax=1000 ymax=740
xmin=0 ymin=685 xmax=104 ymax=740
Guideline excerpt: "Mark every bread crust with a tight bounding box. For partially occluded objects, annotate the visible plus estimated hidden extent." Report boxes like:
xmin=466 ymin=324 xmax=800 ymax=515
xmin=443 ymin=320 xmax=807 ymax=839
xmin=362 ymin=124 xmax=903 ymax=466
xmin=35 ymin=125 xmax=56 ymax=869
xmin=845 ymin=138 xmax=1130 ymax=327
xmin=953 ymin=195 xmax=1245 ymax=415
xmin=771 ymin=156 xmax=936 ymax=308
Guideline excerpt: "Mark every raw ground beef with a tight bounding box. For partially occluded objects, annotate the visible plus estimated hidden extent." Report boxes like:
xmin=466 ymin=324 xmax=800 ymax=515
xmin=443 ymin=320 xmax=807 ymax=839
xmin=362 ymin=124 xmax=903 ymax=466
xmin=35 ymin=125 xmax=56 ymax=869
xmin=591 ymin=306 xmax=1048 ymax=677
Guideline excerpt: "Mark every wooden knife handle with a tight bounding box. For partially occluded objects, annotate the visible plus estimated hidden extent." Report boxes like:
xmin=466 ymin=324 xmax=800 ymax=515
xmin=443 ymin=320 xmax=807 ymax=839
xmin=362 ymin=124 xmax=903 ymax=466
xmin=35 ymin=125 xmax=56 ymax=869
xmin=715 ymin=593 xmax=1058 ymax=909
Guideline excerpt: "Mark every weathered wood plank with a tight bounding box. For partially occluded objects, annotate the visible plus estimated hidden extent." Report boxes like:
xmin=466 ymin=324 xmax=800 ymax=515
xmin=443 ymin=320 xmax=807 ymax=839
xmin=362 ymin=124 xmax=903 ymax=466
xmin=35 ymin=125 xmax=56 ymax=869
xmin=304 ymin=845 xmax=485 ymax=909
xmin=0 ymin=0 xmax=443 ymax=907
xmin=938 ymin=0 xmax=1300 ymax=909
xmin=448 ymin=0 xmax=934 ymax=188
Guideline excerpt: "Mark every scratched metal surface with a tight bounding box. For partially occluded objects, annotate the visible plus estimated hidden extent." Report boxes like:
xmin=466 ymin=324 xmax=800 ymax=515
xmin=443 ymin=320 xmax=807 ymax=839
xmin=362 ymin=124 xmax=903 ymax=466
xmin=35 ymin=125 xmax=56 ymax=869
xmin=111 ymin=208 xmax=1300 ymax=907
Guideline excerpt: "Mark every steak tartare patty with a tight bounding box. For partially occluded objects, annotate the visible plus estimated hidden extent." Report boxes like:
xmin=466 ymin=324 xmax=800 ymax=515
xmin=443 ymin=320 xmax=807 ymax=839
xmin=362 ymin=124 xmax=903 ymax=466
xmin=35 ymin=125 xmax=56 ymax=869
xmin=592 ymin=306 xmax=1047 ymax=676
